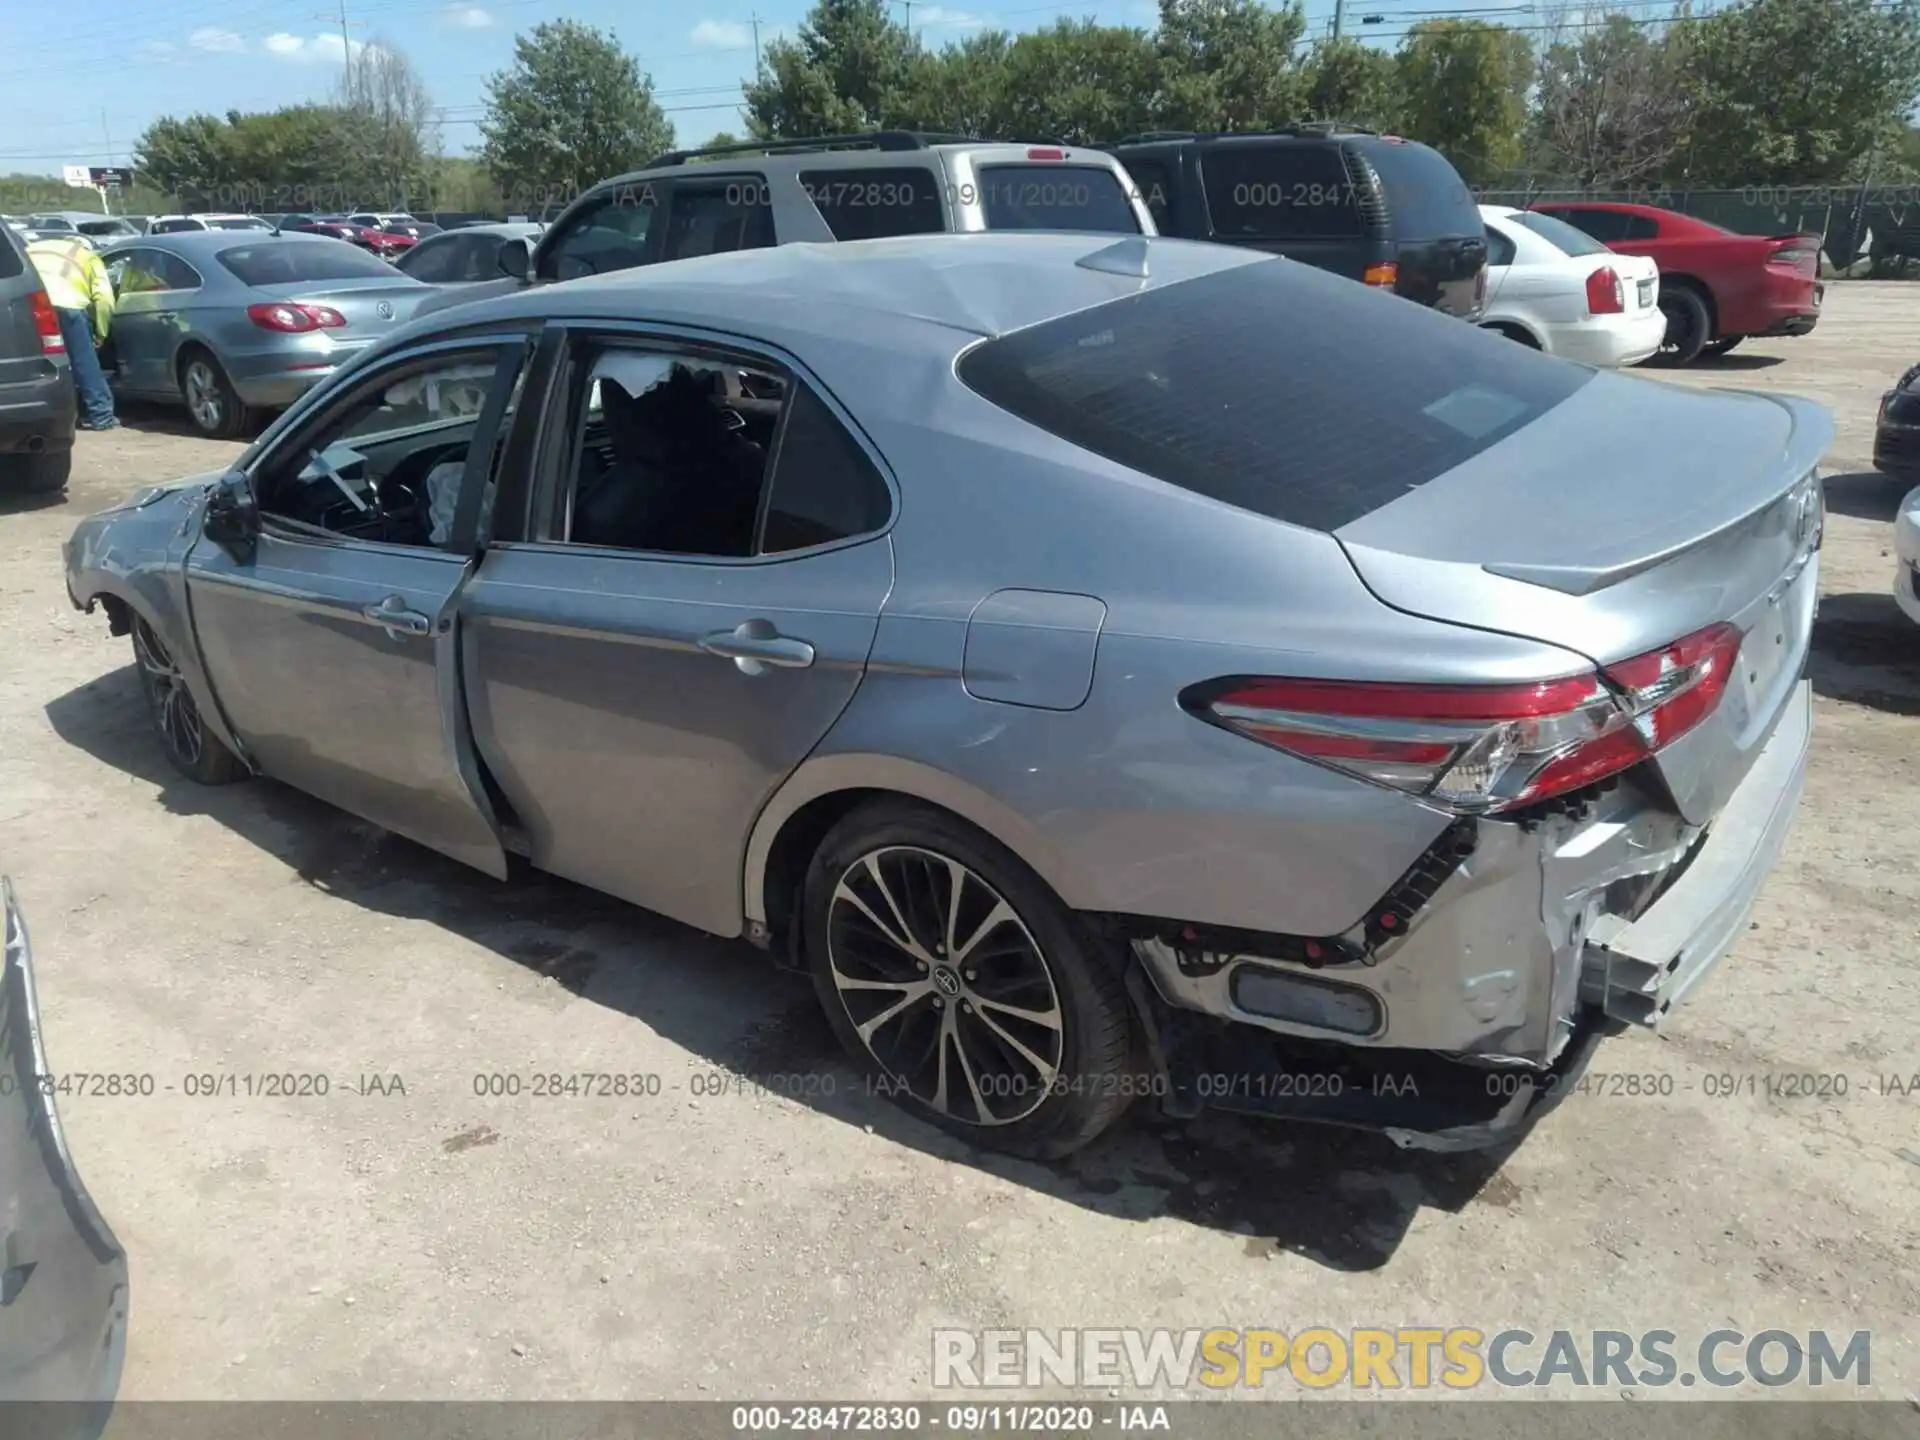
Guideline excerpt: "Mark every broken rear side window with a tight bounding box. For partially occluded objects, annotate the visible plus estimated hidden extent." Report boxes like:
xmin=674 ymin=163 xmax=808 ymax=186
xmin=955 ymin=257 xmax=1594 ymax=532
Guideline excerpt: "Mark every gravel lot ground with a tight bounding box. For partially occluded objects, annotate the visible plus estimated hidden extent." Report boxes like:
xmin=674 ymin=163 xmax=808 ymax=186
xmin=1 ymin=284 xmax=1916 ymax=1406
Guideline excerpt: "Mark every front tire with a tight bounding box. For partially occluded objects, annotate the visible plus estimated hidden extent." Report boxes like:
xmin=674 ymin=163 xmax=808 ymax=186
xmin=132 ymin=618 xmax=247 ymax=784
xmin=178 ymin=350 xmax=252 ymax=440
xmin=1652 ymin=288 xmax=1711 ymax=366
xmin=803 ymin=800 xmax=1136 ymax=1159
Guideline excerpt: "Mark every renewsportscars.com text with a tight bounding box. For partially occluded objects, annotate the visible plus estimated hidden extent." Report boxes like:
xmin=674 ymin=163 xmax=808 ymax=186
xmin=932 ymin=1327 xmax=1872 ymax=1391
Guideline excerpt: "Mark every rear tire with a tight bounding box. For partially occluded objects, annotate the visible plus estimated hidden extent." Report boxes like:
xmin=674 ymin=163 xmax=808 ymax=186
xmin=803 ymin=799 xmax=1136 ymax=1160
xmin=178 ymin=349 xmax=252 ymax=441
xmin=1652 ymin=288 xmax=1711 ymax=367
xmin=3 ymin=451 xmax=70 ymax=494
xmin=132 ymin=618 xmax=248 ymax=785
xmin=1484 ymin=322 xmax=1541 ymax=348
xmin=1701 ymin=337 xmax=1743 ymax=358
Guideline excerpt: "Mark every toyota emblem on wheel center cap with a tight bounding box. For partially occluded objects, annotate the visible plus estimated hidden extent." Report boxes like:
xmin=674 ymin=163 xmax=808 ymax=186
xmin=932 ymin=966 xmax=962 ymax=997
xmin=376 ymin=301 xmax=395 ymax=319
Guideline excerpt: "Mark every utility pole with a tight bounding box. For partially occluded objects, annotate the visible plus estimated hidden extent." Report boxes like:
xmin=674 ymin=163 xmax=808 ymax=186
xmin=750 ymin=11 xmax=763 ymax=71
xmin=319 ymin=2 xmax=361 ymax=103
xmin=99 ymin=109 xmax=114 ymax=215
xmin=1332 ymin=0 xmax=1346 ymax=41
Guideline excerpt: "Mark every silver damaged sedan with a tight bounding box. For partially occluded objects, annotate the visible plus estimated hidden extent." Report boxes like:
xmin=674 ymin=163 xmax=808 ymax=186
xmin=62 ymin=233 xmax=1827 ymax=1159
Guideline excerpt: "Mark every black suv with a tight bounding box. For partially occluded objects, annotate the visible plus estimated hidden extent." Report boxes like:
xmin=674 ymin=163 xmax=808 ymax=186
xmin=1110 ymin=127 xmax=1489 ymax=317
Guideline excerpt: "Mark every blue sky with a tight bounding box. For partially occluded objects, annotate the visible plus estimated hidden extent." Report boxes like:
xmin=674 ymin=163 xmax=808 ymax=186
xmin=0 ymin=0 xmax=1516 ymax=178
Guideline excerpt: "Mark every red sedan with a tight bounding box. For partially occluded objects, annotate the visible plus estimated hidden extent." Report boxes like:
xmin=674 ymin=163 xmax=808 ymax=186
xmin=1527 ymin=200 xmax=1823 ymax=365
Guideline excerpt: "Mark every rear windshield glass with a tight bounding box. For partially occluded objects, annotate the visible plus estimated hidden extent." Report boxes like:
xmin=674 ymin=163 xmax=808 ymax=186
xmin=978 ymin=165 xmax=1140 ymax=233
xmin=217 ymin=241 xmax=401 ymax=285
xmin=1508 ymin=209 xmax=1610 ymax=257
xmin=1353 ymin=140 xmax=1481 ymax=240
xmin=956 ymin=256 xmax=1593 ymax=532
xmin=0 ymin=231 xmax=22 ymax=279
xmin=1201 ymin=144 xmax=1363 ymax=240
xmin=801 ymin=166 xmax=946 ymax=240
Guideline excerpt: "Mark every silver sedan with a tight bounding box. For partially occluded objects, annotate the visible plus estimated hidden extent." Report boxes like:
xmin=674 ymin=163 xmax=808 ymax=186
xmin=63 ymin=233 xmax=1825 ymax=1159
xmin=97 ymin=231 xmax=437 ymax=438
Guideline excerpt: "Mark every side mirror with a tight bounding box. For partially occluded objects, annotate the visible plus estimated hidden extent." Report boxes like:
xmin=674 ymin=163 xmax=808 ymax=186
xmin=497 ymin=237 xmax=531 ymax=283
xmin=203 ymin=471 xmax=259 ymax=564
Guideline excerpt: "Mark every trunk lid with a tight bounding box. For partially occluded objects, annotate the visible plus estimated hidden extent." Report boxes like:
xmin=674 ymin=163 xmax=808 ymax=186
xmin=1335 ymin=375 xmax=1831 ymax=823
xmin=250 ymin=280 xmax=433 ymax=340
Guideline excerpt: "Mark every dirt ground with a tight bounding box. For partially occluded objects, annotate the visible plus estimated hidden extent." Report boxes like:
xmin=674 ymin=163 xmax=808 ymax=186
xmin=1 ymin=286 xmax=1916 ymax=1405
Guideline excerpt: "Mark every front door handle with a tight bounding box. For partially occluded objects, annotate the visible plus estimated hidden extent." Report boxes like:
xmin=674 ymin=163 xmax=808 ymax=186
xmin=699 ymin=619 xmax=815 ymax=676
xmin=362 ymin=595 xmax=432 ymax=637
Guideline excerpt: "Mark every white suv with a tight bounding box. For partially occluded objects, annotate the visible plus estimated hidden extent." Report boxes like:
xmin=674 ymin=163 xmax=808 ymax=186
xmin=146 ymin=213 xmax=274 ymax=234
xmin=418 ymin=130 xmax=1156 ymax=314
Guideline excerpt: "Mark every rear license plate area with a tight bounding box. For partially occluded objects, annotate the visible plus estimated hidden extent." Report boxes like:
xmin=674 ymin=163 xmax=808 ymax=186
xmin=1637 ymin=278 xmax=1655 ymax=307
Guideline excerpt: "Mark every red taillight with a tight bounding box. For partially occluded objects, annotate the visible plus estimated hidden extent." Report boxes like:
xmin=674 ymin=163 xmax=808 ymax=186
xmin=1363 ymin=261 xmax=1398 ymax=288
xmin=1027 ymin=147 xmax=1066 ymax=160
xmin=29 ymin=288 xmax=63 ymax=353
xmin=1585 ymin=265 xmax=1625 ymax=314
xmin=246 ymin=302 xmax=347 ymax=333
xmin=1186 ymin=622 xmax=1745 ymax=814
xmin=1768 ymin=241 xmax=1817 ymax=273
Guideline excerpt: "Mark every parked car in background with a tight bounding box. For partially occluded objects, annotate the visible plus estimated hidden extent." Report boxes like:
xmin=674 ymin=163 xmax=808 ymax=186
xmin=0 ymin=221 xmax=75 ymax=494
xmin=29 ymin=214 xmax=139 ymax=243
xmin=1874 ymin=361 xmax=1920 ymax=479
xmin=394 ymin=221 xmax=545 ymax=285
xmin=276 ymin=215 xmax=412 ymax=260
xmin=66 ymin=231 xmax=1824 ymax=1160
xmin=347 ymin=212 xmax=441 ymax=242
xmin=1526 ymin=200 xmax=1822 ymax=365
xmin=1108 ymin=127 xmax=1488 ymax=317
xmin=1895 ymin=485 xmax=1920 ymax=629
xmin=0 ymin=876 xmax=129 ymax=1432
xmin=417 ymin=130 xmax=1154 ymax=316
xmin=96 ymin=232 xmax=435 ymax=438
xmin=147 ymin=214 xmax=275 ymax=235
xmin=1476 ymin=204 xmax=1664 ymax=366
xmin=23 ymin=215 xmax=77 ymax=234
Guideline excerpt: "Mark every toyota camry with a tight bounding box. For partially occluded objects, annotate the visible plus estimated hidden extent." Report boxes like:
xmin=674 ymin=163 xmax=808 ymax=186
xmin=62 ymin=233 xmax=1827 ymax=1159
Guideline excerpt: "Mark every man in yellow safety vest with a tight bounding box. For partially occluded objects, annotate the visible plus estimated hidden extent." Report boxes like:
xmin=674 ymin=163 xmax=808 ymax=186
xmin=26 ymin=234 xmax=117 ymax=430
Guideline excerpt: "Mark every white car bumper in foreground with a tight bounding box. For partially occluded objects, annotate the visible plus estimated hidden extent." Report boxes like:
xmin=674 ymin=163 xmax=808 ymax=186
xmin=1896 ymin=485 xmax=1920 ymax=627
xmin=1547 ymin=307 xmax=1668 ymax=368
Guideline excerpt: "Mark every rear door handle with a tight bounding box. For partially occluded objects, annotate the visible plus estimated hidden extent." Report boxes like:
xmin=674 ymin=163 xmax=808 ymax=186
xmin=362 ymin=595 xmax=432 ymax=637
xmin=699 ymin=619 xmax=815 ymax=676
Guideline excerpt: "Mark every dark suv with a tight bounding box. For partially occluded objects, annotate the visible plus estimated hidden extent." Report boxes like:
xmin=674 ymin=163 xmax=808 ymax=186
xmin=1110 ymin=127 xmax=1489 ymax=317
xmin=0 ymin=224 xmax=75 ymax=494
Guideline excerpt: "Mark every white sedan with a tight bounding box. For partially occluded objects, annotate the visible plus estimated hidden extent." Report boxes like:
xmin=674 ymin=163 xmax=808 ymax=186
xmin=1896 ymin=485 xmax=1920 ymax=627
xmin=1478 ymin=204 xmax=1666 ymax=367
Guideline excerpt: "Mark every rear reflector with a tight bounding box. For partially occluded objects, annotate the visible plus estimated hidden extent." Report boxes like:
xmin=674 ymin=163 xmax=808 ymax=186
xmin=1585 ymin=265 xmax=1625 ymax=315
xmin=29 ymin=288 xmax=63 ymax=354
xmin=1363 ymin=261 xmax=1398 ymax=288
xmin=247 ymin=302 xmax=347 ymax=333
xmin=1184 ymin=622 xmax=1746 ymax=814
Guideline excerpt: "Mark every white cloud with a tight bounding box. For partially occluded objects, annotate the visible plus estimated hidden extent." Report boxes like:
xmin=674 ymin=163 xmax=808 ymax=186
xmin=189 ymin=26 xmax=246 ymax=53
xmin=689 ymin=18 xmax=752 ymax=48
xmin=915 ymin=6 xmax=986 ymax=26
xmin=138 ymin=39 xmax=178 ymax=61
xmin=441 ymin=5 xmax=495 ymax=27
xmin=264 ymin=32 xmax=371 ymax=62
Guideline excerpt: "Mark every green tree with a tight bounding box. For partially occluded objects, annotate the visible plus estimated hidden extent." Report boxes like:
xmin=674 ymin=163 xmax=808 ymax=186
xmin=1676 ymin=0 xmax=1920 ymax=185
xmin=479 ymin=21 xmax=674 ymax=209
xmin=743 ymin=0 xmax=923 ymax=137
xmin=1300 ymin=36 xmax=1398 ymax=129
xmin=1395 ymin=19 xmax=1532 ymax=184
xmin=891 ymin=31 xmax=1013 ymax=136
xmin=1529 ymin=15 xmax=1686 ymax=188
xmin=132 ymin=114 xmax=233 ymax=204
xmin=1154 ymin=0 xmax=1307 ymax=132
xmin=992 ymin=21 xmax=1162 ymax=144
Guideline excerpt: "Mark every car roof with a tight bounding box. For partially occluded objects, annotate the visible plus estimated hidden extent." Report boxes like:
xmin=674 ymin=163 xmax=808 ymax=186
xmin=425 ymin=222 xmax=541 ymax=238
xmin=1531 ymin=199 xmax=1681 ymax=218
xmin=106 ymin=230 xmax=329 ymax=257
xmin=413 ymin=232 xmax=1265 ymax=347
xmin=582 ymin=140 xmax=1131 ymax=195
